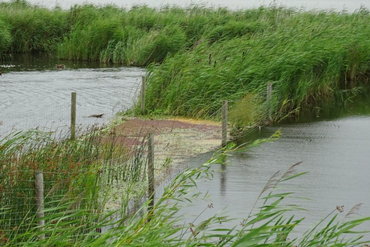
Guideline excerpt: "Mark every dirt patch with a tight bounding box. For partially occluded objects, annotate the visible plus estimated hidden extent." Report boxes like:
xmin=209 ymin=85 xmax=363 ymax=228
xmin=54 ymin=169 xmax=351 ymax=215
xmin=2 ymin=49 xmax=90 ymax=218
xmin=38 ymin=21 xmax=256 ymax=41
xmin=100 ymin=117 xmax=222 ymax=149
xmin=101 ymin=117 xmax=224 ymax=211
xmin=115 ymin=118 xmax=220 ymax=136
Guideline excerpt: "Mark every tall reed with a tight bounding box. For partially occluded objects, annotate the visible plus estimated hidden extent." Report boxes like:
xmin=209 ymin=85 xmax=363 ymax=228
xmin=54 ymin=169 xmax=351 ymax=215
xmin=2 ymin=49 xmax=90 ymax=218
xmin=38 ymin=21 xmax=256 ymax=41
xmin=0 ymin=0 xmax=69 ymax=53
xmin=143 ymin=7 xmax=370 ymax=121
xmin=0 ymin=126 xmax=149 ymax=244
xmin=2 ymin=140 xmax=369 ymax=246
xmin=1 ymin=1 xmax=370 ymax=121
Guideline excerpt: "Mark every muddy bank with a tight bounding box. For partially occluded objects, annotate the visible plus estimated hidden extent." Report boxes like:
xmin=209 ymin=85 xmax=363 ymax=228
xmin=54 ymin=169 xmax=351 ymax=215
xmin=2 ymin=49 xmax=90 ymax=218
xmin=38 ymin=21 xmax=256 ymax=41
xmin=100 ymin=117 xmax=225 ymax=211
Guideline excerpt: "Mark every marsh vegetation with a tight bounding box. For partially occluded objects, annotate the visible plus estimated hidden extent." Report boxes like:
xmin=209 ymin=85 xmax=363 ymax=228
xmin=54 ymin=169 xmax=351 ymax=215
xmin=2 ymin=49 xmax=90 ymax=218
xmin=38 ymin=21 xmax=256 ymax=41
xmin=1 ymin=130 xmax=369 ymax=246
xmin=1 ymin=1 xmax=370 ymax=245
xmin=1 ymin=0 xmax=370 ymax=123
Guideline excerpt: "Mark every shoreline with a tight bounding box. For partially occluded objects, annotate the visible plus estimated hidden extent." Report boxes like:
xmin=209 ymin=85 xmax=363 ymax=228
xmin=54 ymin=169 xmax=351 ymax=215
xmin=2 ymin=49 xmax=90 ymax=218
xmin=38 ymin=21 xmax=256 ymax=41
xmin=101 ymin=116 xmax=225 ymax=211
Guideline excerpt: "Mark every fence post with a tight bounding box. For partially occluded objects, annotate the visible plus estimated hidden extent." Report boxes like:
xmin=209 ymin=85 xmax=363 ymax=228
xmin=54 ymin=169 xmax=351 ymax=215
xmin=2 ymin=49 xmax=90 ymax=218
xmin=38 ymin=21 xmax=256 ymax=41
xmin=267 ymin=82 xmax=272 ymax=121
xmin=141 ymin=76 xmax=146 ymax=115
xmin=222 ymin=100 xmax=228 ymax=147
xmin=71 ymin=92 xmax=76 ymax=140
xmin=35 ymin=170 xmax=45 ymax=240
xmin=147 ymin=133 xmax=155 ymax=214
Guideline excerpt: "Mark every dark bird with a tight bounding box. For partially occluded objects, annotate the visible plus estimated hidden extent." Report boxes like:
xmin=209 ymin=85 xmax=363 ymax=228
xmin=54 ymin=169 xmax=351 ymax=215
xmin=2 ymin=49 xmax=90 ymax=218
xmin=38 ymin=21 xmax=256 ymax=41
xmin=56 ymin=64 xmax=65 ymax=69
xmin=208 ymin=54 xmax=212 ymax=65
xmin=0 ymin=70 xmax=2 ymax=75
xmin=88 ymin=113 xmax=104 ymax=118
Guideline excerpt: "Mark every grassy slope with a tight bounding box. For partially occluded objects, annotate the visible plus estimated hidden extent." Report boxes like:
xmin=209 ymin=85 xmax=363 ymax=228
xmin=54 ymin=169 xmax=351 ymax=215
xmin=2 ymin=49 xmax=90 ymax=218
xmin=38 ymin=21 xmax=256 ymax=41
xmin=1 ymin=1 xmax=370 ymax=122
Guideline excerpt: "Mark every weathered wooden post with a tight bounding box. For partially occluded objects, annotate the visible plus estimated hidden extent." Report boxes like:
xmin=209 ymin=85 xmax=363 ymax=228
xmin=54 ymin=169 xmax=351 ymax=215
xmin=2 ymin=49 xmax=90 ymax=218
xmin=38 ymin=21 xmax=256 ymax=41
xmin=267 ymin=82 xmax=272 ymax=121
xmin=71 ymin=92 xmax=76 ymax=140
xmin=222 ymin=100 xmax=228 ymax=147
xmin=147 ymin=133 xmax=155 ymax=213
xmin=141 ymin=76 xmax=146 ymax=115
xmin=35 ymin=170 xmax=45 ymax=240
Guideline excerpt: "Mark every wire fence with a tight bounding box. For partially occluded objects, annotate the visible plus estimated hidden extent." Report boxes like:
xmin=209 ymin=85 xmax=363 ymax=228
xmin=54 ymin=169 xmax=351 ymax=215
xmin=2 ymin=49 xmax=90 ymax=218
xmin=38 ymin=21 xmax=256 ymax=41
xmin=0 ymin=69 xmax=274 ymax=242
xmin=0 ymin=67 xmax=144 ymax=139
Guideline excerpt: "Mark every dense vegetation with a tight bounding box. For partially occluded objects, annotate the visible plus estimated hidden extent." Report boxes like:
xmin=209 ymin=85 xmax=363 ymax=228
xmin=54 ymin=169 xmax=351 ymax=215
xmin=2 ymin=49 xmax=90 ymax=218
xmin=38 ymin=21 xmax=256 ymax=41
xmin=1 ymin=2 xmax=370 ymax=245
xmin=1 ymin=1 xmax=370 ymax=123
xmin=0 ymin=128 xmax=150 ymax=245
xmin=1 ymin=1 xmax=370 ymax=122
xmin=1 ymin=131 xmax=369 ymax=246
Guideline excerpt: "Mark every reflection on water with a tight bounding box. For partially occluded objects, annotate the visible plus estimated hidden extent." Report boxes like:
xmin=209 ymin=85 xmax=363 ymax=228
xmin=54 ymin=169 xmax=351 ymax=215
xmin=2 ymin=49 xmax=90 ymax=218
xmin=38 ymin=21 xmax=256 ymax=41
xmin=0 ymin=54 xmax=145 ymax=138
xmin=177 ymin=115 xmax=370 ymax=239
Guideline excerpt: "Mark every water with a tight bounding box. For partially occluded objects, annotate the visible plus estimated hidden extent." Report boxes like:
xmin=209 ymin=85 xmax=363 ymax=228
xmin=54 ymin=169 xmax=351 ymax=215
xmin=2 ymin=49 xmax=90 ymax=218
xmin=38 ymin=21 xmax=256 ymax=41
xmin=0 ymin=54 xmax=145 ymax=138
xmin=177 ymin=115 xmax=370 ymax=240
xmin=7 ymin=0 xmax=370 ymax=12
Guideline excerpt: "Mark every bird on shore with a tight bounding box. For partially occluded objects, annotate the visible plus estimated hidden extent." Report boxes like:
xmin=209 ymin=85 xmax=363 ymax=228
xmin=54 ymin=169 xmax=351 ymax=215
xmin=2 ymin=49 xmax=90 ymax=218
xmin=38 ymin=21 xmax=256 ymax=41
xmin=56 ymin=64 xmax=65 ymax=69
xmin=0 ymin=70 xmax=2 ymax=75
xmin=88 ymin=113 xmax=104 ymax=118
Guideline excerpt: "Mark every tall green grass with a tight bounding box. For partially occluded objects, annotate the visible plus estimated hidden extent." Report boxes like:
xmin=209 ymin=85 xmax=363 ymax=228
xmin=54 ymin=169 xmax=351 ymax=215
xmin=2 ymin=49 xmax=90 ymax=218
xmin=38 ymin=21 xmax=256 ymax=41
xmin=0 ymin=19 xmax=12 ymax=54
xmin=144 ymin=7 xmax=370 ymax=121
xmin=1 ymin=1 xmax=370 ymax=121
xmin=0 ymin=0 xmax=69 ymax=53
xmin=1 ymin=137 xmax=369 ymax=246
xmin=0 ymin=127 xmax=150 ymax=244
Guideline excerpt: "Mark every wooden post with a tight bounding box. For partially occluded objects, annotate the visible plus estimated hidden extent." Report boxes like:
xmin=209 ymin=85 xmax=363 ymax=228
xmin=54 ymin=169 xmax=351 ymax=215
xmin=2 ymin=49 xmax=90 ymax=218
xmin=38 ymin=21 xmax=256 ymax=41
xmin=222 ymin=100 xmax=228 ymax=147
xmin=71 ymin=92 xmax=76 ymax=140
xmin=35 ymin=170 xmax=45 ymax=240
xmin=141 ymin=76 xmax=146 ymax=115
xmin=267 ymin=82 xmax=272 ymax=121
xmin=147 ymin=133 xmax=155 ymax=213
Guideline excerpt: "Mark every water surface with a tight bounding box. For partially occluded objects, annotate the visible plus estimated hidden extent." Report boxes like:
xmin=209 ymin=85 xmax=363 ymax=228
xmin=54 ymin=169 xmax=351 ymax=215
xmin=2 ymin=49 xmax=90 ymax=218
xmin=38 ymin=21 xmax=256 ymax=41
xmin=0 ymin=54 xmax=145 ymax=138
xmin=178 ymin=115 xmax=370 ymax=239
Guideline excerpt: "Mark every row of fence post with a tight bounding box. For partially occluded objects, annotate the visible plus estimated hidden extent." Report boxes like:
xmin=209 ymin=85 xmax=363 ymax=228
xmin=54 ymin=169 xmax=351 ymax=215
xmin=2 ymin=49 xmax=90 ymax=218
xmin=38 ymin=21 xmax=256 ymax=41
xmin=70 ymin=80 xmax=272 ymax=145
xmin=43 ymin=78 xmax=272 ymax=232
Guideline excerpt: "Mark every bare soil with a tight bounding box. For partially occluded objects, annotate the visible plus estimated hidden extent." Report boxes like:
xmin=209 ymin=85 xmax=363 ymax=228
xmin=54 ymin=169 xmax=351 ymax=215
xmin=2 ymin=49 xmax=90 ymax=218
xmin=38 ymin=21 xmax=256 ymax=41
xmin=101 ymin=117 xmax=223 ymax=210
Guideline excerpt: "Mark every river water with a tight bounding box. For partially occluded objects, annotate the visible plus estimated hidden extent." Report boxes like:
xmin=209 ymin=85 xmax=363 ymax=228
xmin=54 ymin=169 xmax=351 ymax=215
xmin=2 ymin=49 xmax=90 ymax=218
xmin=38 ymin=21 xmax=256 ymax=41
xmin=6 ymin=0 xmax=370 ymax=12
xmin=178 ymin=114 xmax=370 ymax=240
xmin=0 ymin=54 xmax=145 ymax=138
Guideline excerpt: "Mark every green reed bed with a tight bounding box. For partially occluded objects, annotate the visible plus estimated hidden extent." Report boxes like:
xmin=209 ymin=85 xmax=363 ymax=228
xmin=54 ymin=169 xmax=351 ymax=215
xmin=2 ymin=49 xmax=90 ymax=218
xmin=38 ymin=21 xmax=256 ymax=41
xmin=144 ymin=7 xmax=370 ymax=123
xmin=0 ymin=127 xmax=149 ymax=245
xmin=0 ymin=0 xmax=69 ymax=53
xmin=2 ymin=2 xmax=370 ymax=121
xmin=1 ymin=138 xmax=369 ymax=246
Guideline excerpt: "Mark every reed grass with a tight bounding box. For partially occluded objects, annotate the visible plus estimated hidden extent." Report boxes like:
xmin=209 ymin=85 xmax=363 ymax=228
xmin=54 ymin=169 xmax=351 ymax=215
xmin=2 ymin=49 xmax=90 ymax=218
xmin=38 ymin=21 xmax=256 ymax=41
xmin=1 ymin=137 xmax=369 ymax=246
xmin=0 ymin=19 xmax=12 ymax=53
xmin=0 ymin=0 xmax=69 ymax=53
xmin=0 ymin=126 xmax=150 ymax=244
xmin=1 ymin=1 xmax=370 ymax=120
xmin=145 ymin=7 xmax=370 ymax=121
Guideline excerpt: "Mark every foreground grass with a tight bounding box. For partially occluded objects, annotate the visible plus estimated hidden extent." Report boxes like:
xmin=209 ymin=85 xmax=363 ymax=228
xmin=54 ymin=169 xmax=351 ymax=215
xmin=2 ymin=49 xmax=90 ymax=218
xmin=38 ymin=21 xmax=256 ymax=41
xmin=0 ymin=129 xmax=369 ymax=246
xmin=0 ymin=127 xmax=149 ymax=244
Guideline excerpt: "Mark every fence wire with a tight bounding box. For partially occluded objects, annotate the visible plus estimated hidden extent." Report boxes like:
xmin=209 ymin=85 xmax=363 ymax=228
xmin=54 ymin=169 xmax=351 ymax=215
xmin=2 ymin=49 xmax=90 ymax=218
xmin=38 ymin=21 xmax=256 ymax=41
xmin=0 ymin=68 xmax=144 ymax=139
xmin=1 ymin=69 xmax=273 ymax=242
